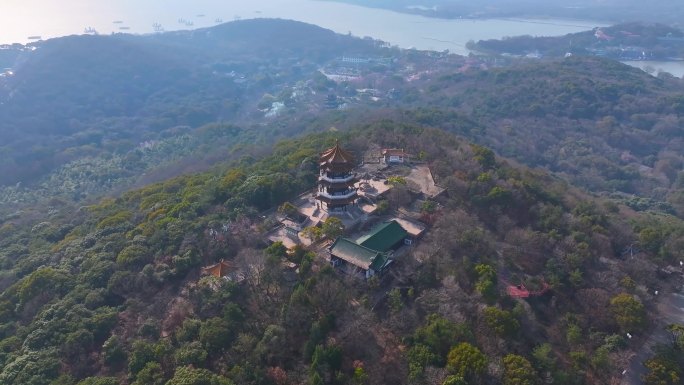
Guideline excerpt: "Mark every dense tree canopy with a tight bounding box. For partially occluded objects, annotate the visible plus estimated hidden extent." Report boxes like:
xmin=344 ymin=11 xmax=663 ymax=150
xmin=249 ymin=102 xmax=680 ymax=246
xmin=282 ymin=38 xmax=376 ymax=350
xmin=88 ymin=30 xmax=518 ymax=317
xmin=446 ymin=343 xmax=488 ymax=381
xmin=610 ymin=293 xmax=647 ymax=333
xmin=0 ymin=97 xmax=681 ymax=385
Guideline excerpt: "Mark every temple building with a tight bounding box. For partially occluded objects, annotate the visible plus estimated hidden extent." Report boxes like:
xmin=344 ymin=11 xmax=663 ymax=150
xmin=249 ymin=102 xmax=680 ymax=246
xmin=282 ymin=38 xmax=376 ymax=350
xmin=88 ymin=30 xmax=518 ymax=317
xmin=316 ymin=141 xmax=358 ymax=212
xmin=356 ymin=220 xmax=409 ymax=251
xmin=329 ymin=238 xmax=391 ymax=279
xmin=328 ymin=220 xmax=410 ymax=279
xmin=381 ymin=148 xmax=412 ymax=164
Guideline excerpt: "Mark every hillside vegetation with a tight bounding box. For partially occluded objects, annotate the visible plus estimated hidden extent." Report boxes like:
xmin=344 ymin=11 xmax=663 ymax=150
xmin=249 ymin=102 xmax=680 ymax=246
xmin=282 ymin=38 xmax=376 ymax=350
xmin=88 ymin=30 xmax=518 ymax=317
xmin=0 ymin=19 xmax=387 ymax=188
xmin=325 ymin=0 xmax=684 ymax=25
xmin=471 ymin=23 xmax=684 ymax=60
xmin=0 ymin=123 xmax=682 ymax=385
xmin=394 ymin=57 xmax=684 ymax=217
xmin=2 ymin=20 xmax=683 ymax=223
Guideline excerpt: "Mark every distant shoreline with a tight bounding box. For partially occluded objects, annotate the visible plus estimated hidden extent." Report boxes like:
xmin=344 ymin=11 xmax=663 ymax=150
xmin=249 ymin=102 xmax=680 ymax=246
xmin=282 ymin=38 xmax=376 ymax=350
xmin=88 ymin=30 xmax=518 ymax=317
xmin=320 ymin=0 xmax=684 ymax=27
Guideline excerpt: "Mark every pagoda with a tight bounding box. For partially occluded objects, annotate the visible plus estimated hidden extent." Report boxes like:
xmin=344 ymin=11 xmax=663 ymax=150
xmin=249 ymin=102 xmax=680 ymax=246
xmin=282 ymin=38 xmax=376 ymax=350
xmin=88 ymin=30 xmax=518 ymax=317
xmin=316 ymin=141 xmax=358 ymax=212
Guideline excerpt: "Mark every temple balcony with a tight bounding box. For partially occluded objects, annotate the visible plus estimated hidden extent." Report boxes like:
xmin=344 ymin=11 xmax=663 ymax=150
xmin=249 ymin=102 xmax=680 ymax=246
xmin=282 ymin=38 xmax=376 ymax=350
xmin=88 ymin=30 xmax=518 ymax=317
xmin=317 ymin=189 xmax=357 ymax=200
xmin=319 ymin=173 xmax=355 ymax=183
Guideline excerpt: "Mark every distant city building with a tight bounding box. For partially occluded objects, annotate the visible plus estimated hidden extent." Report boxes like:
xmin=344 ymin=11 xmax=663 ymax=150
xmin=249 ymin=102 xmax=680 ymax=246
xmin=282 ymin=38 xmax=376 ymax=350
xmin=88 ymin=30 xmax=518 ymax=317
xmin=325 ymin=94 xmax=339 ymax=109
xmin=341 ymin=56 xmax=371 ymax=64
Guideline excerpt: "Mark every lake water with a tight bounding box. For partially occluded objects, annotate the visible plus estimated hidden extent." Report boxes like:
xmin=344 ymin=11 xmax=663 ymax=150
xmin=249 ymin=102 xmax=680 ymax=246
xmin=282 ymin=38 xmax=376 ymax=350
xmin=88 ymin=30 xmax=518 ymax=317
xmin=1 ymin=0 xmax=602 ymax=55
xmin=3 ymin=0 xmax=681 ymax=77
xmin=622 ymin=60 xmax=684 ymax=78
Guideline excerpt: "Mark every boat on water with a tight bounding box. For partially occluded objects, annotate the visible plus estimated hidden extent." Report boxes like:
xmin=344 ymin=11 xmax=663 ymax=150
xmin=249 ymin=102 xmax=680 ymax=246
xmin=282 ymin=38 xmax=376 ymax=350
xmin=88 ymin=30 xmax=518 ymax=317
xmin=27 ymin=36 xmax=41 ymax=40
xmin=84 ymin=27 xmax=98 ymax=34
xmin=185 ymin=21 xmax=194 ymax=27
xmin=152 ymin=23 xmax=164 ymax=32
xmin=215 ymin=18 xmax=223 ymax=23
xmin=178 ymin=18 xmax=186 ymax=24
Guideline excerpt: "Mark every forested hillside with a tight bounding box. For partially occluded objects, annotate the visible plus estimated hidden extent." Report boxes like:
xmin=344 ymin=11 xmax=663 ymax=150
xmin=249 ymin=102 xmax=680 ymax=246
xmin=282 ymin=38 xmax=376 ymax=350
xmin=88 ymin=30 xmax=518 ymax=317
xmin=1 ymin=22 xmax=684 ymax=384
xmin=325 ymin=0 xmax=684 ymax=25
xmin=2 ymin=20 xmax=683 ymax=222
xmin=391 ymin=57 xmax=684 ymax=217
xmin=0 ymin=19 xmax=388 ymax=188
xmin=0 ymin=123 xmax=682 ymax=385
xmin=471 ymin=23 xmax=684 ymax=59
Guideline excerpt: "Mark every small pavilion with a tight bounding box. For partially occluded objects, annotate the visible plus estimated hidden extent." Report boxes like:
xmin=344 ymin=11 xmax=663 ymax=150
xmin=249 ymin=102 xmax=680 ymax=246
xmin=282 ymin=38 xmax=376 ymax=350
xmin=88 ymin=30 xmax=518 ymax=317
xmin=201 ymin=260 xmax=234 ymax=278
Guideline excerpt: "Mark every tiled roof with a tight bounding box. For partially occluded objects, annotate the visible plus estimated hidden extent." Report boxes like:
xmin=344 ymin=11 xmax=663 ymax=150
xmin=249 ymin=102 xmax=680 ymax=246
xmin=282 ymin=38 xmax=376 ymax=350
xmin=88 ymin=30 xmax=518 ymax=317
xmin=320 ymin=142 xmax=355 ymax=165
xmin=329 ymin=237 xmax=388 ymax=271
xmin=201 ymin=260 xmax=233 ymax=277
xmin=356 ymin=220 xmax=408 ymax=252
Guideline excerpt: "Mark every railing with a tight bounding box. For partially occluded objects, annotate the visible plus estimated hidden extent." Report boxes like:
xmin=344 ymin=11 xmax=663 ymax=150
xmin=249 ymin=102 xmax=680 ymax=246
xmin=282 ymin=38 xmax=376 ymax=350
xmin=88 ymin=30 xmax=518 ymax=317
xmin=319 ymin=174 xmax=355 ymax=183
xmin=318 ymin=190 xmax=357 ymax=200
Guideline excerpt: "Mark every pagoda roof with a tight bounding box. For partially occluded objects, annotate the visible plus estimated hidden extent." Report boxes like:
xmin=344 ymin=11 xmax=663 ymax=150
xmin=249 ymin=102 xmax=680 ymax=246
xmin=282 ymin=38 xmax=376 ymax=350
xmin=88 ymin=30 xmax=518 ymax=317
xmin=329 ymin=237 xmax=390 ymax=271
xmin=320 ymin=142 xmax=355 ymax=166
xmin=201 ymin=260 xmax=234 ymax=278
xmin=356 ymin=220 xmax=408 ymax=252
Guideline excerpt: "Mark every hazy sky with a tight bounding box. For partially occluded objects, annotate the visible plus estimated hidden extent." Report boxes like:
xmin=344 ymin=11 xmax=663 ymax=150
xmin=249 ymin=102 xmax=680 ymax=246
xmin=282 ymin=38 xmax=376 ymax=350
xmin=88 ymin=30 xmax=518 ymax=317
xmin=1 ymin=0 xmax=282 ymax=44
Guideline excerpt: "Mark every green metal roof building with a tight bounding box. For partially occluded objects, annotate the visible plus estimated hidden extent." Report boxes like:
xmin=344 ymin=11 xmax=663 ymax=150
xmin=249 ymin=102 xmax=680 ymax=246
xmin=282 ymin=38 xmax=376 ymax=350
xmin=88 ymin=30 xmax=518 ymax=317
xmin=328 ymin=220 xmax=409 ymax=279
xmin=356 ymin=220 xmax=408 ymax=252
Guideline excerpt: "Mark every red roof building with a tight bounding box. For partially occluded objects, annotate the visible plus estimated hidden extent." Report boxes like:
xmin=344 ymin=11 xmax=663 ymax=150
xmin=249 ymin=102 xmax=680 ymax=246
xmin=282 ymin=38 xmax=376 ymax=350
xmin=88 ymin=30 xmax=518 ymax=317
xmin=506 ymin=282 xmax=550 ymax=298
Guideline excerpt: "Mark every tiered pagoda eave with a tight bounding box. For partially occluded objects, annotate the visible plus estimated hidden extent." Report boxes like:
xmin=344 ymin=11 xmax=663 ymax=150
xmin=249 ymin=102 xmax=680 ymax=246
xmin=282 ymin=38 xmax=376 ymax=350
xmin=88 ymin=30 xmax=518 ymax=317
xmin=315 ymin=141 xmax=359 ymax=211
